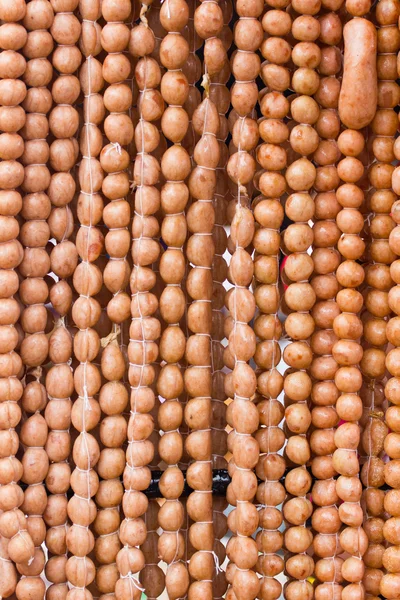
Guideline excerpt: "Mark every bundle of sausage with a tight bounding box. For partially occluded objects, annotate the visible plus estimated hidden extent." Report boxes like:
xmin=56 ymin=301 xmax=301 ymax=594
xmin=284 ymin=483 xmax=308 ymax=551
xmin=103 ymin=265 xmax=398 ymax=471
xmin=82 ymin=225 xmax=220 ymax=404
xmin=0 ymin=0 xmax=399 ymax=599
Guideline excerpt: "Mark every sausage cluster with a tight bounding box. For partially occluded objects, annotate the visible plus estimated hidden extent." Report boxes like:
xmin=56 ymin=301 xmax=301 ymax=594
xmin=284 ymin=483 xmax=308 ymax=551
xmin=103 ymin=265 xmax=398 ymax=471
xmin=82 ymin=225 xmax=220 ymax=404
xmin=0 ymin=0 xmax=400 ymax=600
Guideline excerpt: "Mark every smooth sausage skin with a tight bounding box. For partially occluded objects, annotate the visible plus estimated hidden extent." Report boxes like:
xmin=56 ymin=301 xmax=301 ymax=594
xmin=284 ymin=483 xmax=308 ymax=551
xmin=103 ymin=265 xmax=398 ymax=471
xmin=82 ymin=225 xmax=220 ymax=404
xmin=339 ymin=18 xmax=377 ymax=130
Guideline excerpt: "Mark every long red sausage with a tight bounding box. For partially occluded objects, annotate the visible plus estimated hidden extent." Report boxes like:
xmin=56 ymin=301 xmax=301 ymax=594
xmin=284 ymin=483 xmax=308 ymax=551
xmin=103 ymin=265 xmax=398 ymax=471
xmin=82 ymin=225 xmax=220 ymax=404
xmin=339 ymin=18 xmax=377 ymax=130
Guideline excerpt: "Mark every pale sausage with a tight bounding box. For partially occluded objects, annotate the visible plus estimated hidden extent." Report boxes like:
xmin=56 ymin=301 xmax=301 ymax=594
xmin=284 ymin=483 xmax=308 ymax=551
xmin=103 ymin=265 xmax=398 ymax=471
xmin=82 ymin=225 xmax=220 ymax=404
xmin=339 ymin=18 xmax=377 ymax=130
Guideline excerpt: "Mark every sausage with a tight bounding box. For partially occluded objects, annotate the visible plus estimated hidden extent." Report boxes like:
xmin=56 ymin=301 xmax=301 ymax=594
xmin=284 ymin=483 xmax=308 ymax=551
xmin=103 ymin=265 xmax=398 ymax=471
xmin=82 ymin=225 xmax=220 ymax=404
xmin=339 ymin=18 xmax=377 ymax=130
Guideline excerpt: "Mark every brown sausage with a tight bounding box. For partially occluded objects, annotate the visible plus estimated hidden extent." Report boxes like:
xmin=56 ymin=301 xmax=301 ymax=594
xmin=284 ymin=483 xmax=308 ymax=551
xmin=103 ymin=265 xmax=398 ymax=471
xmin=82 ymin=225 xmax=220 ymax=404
xmin=339 ymin=18 xmax=377 ymax=130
